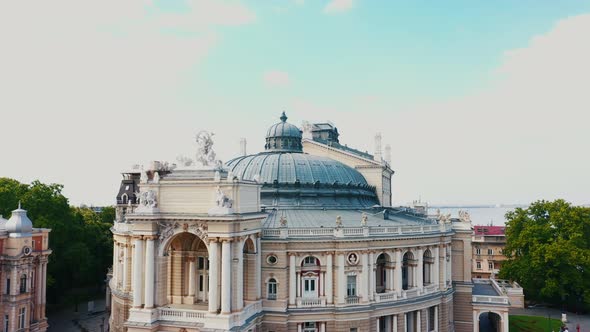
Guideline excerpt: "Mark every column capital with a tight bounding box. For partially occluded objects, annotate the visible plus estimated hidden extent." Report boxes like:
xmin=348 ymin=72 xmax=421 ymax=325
xmin=287 ymin=251 xmax=297 ymax=257
xmin=325 ymin=251 xmax=335 ymax=256
xmin=144 ymin=235 xmax=158 ymax=241
xmin=131 ymin=235 xmax=144 ymax=240
xmin=208 ymin=237 xmax=219 ymax=243
xmin=220 ymin=237 xmax=234 ymax=243
xmin=394 ymin=248 xmax=402 ymax=252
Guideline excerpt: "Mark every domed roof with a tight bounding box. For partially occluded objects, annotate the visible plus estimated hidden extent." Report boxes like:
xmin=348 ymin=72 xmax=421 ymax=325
xmin=226 ymin=111 xmax=378 ymax=209
xmin=264 ymin=112 xmax=303 ymax=152
xmin=0 ymin=215 xmax=7 ymax=231
xmin=6 ymin=203 xmax=33 ymax=235
xmin=266 ymin=112 xmax=302 ymax=139
xmin=227 ymin=153 xmax=368 ymax=186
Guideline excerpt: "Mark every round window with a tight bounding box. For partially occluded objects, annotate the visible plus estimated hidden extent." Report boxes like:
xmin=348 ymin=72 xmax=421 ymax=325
xmin=266 ymin=254 xmax=278 ymax=265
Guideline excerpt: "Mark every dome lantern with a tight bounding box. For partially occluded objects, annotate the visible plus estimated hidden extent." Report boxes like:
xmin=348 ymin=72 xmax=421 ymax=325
xmin=265 ymin=112 xmax=303 ymax=152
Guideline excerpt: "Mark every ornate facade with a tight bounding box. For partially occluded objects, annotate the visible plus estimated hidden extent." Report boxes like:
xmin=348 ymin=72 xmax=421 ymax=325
xmin=0 ymin=205 xmax=51 ymax=332
xmin=109 ymin=113 xmax=509 ymax=332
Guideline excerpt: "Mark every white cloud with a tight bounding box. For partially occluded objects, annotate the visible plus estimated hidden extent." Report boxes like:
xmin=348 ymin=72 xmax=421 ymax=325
xmin=0 ymin=0 xmax=255 ymax=205
xmin=324 ymin=0 xmax=354 ymax=14
xmin=263 ymin=70 xmax=291 ymax=87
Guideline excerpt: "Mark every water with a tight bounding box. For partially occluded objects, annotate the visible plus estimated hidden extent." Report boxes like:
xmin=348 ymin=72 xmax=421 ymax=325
xmin=430 ymin=206 xmax=522 ymax=226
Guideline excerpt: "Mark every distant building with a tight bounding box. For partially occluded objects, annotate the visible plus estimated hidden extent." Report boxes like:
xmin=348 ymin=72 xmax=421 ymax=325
xmin=0 ymin=204 xmax=51 ymax=332
xmin=471 ymin=226 xmax=506 ymax=279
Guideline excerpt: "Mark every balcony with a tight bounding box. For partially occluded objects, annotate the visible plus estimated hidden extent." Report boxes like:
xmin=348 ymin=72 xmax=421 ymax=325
xmin=296 ymin=297 xmax=326 ymax=308
xmin=346 ymin=296 xmax=360 ymax=304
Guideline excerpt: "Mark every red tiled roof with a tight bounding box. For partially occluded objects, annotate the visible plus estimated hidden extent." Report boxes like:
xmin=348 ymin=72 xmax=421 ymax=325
xmin=474 ymin=225 xmax=505 ymax=236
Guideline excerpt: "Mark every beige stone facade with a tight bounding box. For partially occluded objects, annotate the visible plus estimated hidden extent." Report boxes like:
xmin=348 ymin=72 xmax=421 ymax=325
xmin=108 ymin=114 xmax=486 ymax=332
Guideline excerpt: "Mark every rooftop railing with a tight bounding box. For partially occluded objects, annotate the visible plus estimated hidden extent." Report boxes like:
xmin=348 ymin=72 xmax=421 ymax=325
xmin=263 ymin=223 xmax=451 ymax=239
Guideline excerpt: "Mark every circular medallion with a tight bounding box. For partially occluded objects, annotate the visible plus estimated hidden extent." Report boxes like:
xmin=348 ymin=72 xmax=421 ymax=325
xmin=266 ymin=254 xmax=278 ymax=265
xmin=347 ymin=252 xmax=359 ymax=265
xmin=22 ymin=246 xmax=32 ymax=256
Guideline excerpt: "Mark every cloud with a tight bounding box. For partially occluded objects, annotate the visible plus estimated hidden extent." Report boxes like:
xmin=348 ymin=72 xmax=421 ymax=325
xmin=324 ymin=0 xmax=354 ymax=14
xmin=263 ymin=70 xmax=291 ymax=87
xmin=0 ymin=0 xmax=255 ymax=205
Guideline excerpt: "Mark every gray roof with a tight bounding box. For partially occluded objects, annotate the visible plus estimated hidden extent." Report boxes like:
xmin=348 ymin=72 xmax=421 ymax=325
xmin=266 ymin=112 xmax=302 ymax=139
xmin=226 ymin=152 xmax=368 ymax=186
xmin=263 ymin=208 xmax=429 ymax=229
xmin=473 ymin=283 xmax=500 ymax=296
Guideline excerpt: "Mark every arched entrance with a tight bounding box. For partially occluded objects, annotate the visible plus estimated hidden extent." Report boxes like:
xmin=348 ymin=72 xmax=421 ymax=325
xmin=479 ymin=311 xmax=502 ymax=332
xmin=165 ymin=232 xmax=209 ymax=305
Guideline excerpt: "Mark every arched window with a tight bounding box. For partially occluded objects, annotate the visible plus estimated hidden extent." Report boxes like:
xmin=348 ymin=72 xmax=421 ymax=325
xmin=267 ymin=278 xmax=277 ymax=300
xmin=19 ymin=275 xmax=27 ymax=294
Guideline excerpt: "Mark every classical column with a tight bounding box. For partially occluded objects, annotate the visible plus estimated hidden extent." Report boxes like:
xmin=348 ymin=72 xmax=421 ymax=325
xmin=188 ymin=258 xmax=196 ymax=297
xmin=417 ymin=310 xmax=421 ymax=332
xmin=502 ymin=312 xmax=509 ymax=332
xmin=395 ymin=249 xmax=402 ymax=293
xmin=202 ymin=261 xmax=208 ymax=303
xmin=144 ymin=237 xmax=155 ymax=308
xmin=393 ymin=314 xmax=398 ymax=332
xmin=434 ymin=306 xmax=438 ymax=332
xmin=369 ymin=251 xmax=375 ymax=301
xmin=361 ymin=252 xmax=369 ymax=302
xmin=42 ymin=261 xmax=47 ymax=316
xmin=236 ymin=238 xmax=244 ymax=311
xmin=36 ymin=262 xmax=43 ymax=320
xmin=417 ymin=247 xmax=424 ymax=290
xmin=255 ymin=235 xmax=262 ymax=299
xmin=296 ymin=271 xmax=301 ymax=298
xmin=376 ymin=317 xmax=380 ymax=332
xmin=297 ymin=323 xmax=302 ymax=332
xmin=337 ymin=253 xmax=345 ymax=304
xmin=208 ymin=239 xmax=220 ymax=313
xmin=112 ymin=243 xmax=118 ymax=286
xmin=447 ymin=245 xmax=452 ymax=285
xmin=440 ymin=245 xmax=447 ymax=289
xmin=319 ymin=272 xmax=324 ymax=297
xmin=123 ymin=244 xmax=129 ymax=291
xmin=433 ymin=246 xmax=439 ymax=289
xmin=132 ymin=236 xmax=144 ymax=308
xmin=320 ymin=322 xmax=326 ymax=332
xmin=473 ymin=311 xmax=479 ymax=332
xmin=289 ymin=254 xmax=296 ymax=305
xmin=326 ymin=253 xmax=333 ymax=304
xmin=388 ymin=252 xmax=395 ymax=291
xmin=221 ymin=239 xmax=232 ymax=314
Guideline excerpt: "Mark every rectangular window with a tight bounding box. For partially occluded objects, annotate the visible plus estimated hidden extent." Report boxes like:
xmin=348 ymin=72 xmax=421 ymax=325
xmin=5 ymin=279 xmax=9 ymax=295
xmin=475 ymin=248 xmax=481 ymax=255
xmin=20 ymin=275 xmax=27 ymax=294
xmin=488 ymin=248 xmax=493 ymax=255
xmin=4 ymin=315 xmax=8 ymax=332
xmin=18 ymin=307 xmax=25 ymax=329
xmin=428 ymin=307 xmax=436 ymax=331
xmin=476 ymin=261 xmax=482 ymax=269
xmin=199 ymin=275 xmax=204 ymax=292
xmin=198 ymin=257 xmax=205 ymax=270
xmin=488 ymin=262 xmax=493 ymax=270
xmin=267 ymin=280 xmax=277 ymax=300
xmin=347 ymin=275 xmax=356 ymax=297
xmin=350 ymin=329 xmax=358 ymax=332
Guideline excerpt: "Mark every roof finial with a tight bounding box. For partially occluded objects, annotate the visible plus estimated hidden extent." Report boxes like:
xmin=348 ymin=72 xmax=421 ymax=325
xmin=18 ymin=201 xmax=21 ymax=209
xmin=280 ymin=111 xmax=288 ymax=123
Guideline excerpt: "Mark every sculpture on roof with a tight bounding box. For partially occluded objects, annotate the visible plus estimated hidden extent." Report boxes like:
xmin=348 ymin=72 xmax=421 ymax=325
xmin=280 ymin=215 xmax=287 ymax=227
xmin=336 ymin=215 xmax=343 ymax=228
xmin=139 ymin=190 xmax=158 ymax=208
xmin=215 ymin=187 xmax=233 ymax=209
xmin=195 ymin=130 xmax=216 ymax=166
xmin=302 ymin=121 xmax=313 ymax=139
xmin=439 ymin=213 xmax=452 ymax=223
xmin=361 ymin=213 xmax=368 ymax=226
xmin=458 ymin=210 xmax=471 ymax=223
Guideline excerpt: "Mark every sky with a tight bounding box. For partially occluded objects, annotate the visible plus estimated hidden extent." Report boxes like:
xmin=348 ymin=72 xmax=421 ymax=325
xmin=1 ymin=0 xmax=590 ymax=207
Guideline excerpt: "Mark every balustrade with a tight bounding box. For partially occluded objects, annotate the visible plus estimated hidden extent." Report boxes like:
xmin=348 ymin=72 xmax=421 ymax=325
xmin=262 ymin=223 xmax=451 ymax=239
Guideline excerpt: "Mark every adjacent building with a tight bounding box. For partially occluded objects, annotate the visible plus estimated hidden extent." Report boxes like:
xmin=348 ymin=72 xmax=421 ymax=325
xmin=0 ymin=204 xmax=51 ymax=332
xmin=108 ymin=113 xmax=512 ymax=332
xmin=471 ymin=226 xmax=506 ymax=279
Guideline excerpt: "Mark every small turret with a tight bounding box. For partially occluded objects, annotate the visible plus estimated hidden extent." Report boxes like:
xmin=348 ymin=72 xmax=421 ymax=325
xmin=6 ymin=202 xmax=33 ymax=236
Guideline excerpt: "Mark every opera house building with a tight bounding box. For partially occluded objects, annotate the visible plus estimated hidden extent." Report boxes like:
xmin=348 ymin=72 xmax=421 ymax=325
xmin=108 ymin=113 xmax=512 ymax=332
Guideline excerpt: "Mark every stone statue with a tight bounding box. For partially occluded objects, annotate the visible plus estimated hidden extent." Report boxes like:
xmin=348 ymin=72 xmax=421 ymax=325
xmin=302 ymin=121 xmax=313 ymax=139
xmin=140 ymin=170 xmax=148 ymax=184
xmin=336 ymin=215 xmax=343 ymax=228
xmin=153 ymin=172 xmax=160 ymax=183
xmin=215 ymin=187 xmax=232 ymax=208
xmin=458 ymin=210 xmax=471 ymax=223
xmin=214 ymin=171 xmax=221 ymax=182
xmin=439 ymin=213 xmax=452 ymax=223
xmin=195 ymin=130 xmax=216 ymax=166
xmin=176 ymin=155 xmax=194 ymax=167
xmin=361 ymin=213 xmax=368 ymax=226
xmin=139 ymin=190 xmax=158 ymax=208
xmin=280 ymin=215 xmax=287 ymax=227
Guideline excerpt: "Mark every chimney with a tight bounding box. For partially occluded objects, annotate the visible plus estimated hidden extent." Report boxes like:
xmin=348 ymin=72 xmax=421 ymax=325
xmin=240 ymin=138 xmax=247 ymax=156
xmin=384 ymin=144 xmax=391 ymax=165
xmin=374 ymin=133 xmax=382 ymax=162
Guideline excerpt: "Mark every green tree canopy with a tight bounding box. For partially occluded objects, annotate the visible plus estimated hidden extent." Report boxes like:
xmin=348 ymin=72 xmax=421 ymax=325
xmin=0 ymin=177 xmax=114 ymax=308
xmin=499 ymin=199 xmax=590 ymax=312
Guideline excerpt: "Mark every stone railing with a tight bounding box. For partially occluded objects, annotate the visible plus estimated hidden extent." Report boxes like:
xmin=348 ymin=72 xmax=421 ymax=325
xmin=297 ymin=297 xmax=326 ymax=308
xmin=346 ymin=296 xmax=360 ymax=305
xmin=159 ymin=307 xmax=207 ymax=322
xmin=472 ymin=295 xmax=509 ymax=305
xmin=112 ymin=222 xmax=133 ymax=233
xmin=401 ymin=288 xmax=420 ymax=299
xmin=263 ymin=223 xmax=451 ymax=239
xmin=423 ymin=284 xmax=438 ymax=294
xmin=375 ymin=292 xmax=397 ymax=302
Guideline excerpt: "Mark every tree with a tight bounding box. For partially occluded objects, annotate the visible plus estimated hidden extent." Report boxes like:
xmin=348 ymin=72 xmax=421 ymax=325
xmin=0 ymin=178 xmax=114 ymax=309
xmin=499 ymin=199 xmax=590 ymax=312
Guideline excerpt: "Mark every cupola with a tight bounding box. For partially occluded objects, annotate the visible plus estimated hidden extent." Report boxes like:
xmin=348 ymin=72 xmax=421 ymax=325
xmin=6 ymin=202 xmax=33 ymax=235
xmin=264 ymin=112 xmax=303 ymax=152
